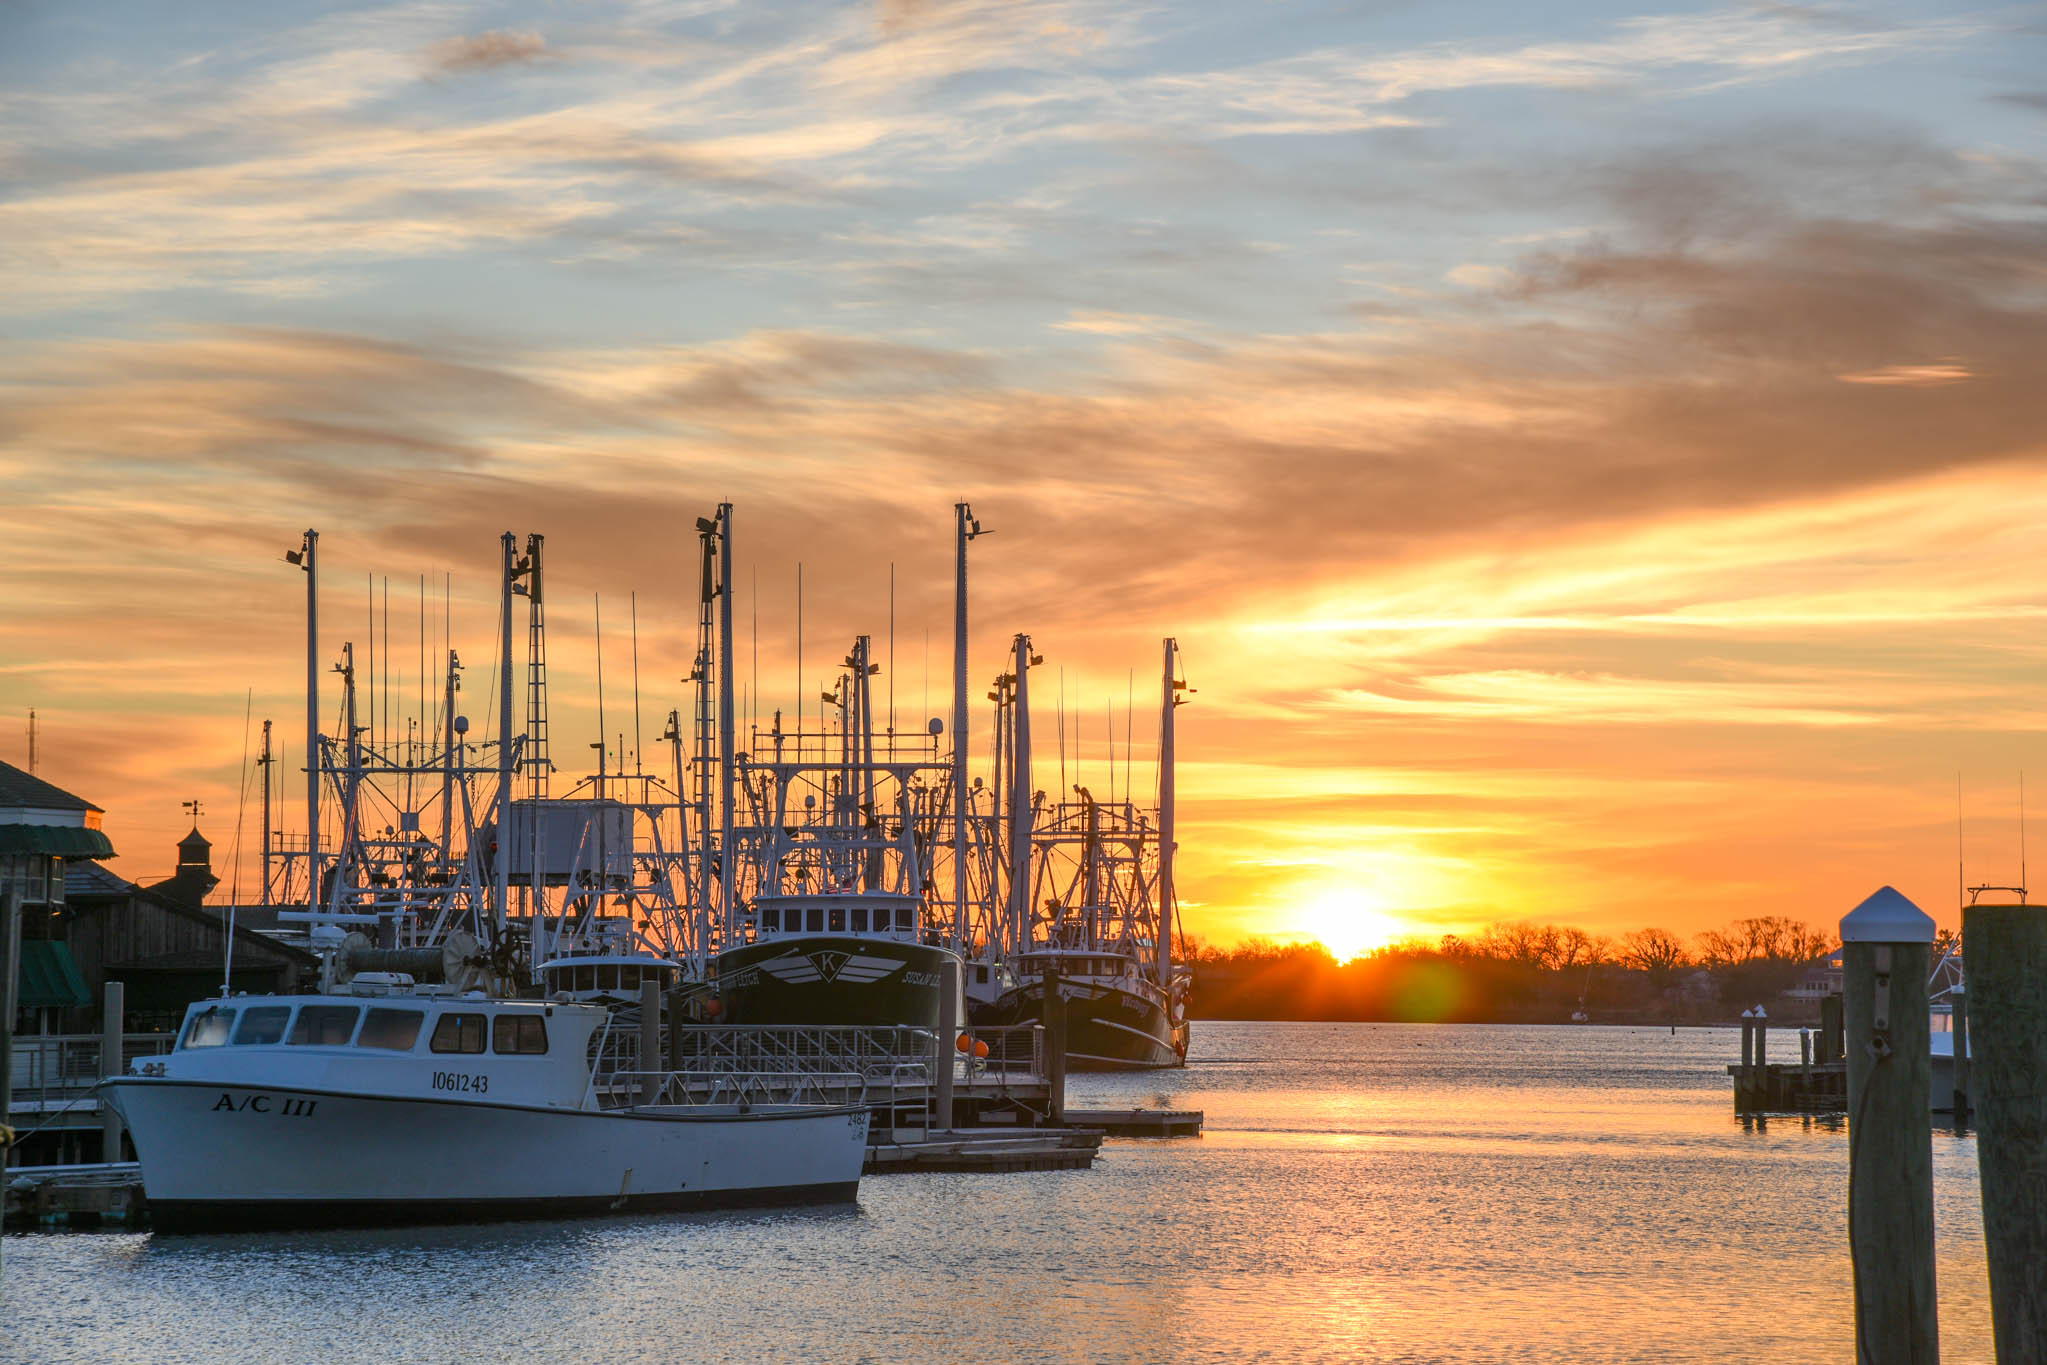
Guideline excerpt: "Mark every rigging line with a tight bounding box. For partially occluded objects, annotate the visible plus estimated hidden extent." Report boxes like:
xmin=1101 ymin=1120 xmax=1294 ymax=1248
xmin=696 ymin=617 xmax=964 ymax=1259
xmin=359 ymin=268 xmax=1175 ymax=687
xmin=222 ymin=688 xmax=254 ymax=995
xmin=594 ymin=592 xmax=606 ymax=783
xmin=796 ymin=562 xmax=804 ymax=736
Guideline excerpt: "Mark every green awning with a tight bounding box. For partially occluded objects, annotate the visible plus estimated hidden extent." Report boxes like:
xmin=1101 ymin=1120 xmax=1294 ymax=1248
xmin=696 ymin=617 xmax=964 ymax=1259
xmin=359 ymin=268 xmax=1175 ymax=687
xmin=16 ymin=939 xmax=92 ymax=1009
xmin=0 ymin=825 xmax=116 ymax=858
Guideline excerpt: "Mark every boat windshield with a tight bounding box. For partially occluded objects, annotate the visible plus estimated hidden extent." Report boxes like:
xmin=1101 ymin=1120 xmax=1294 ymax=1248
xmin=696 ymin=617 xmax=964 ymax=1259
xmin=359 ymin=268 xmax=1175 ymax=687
xmin=232 ymin=1007 xmax=292 ymax=1046
xmin=180 ymin=1006 xmax=236 ymax=1049
xmin=288 ymin=1004 xmax=361 ymax=1046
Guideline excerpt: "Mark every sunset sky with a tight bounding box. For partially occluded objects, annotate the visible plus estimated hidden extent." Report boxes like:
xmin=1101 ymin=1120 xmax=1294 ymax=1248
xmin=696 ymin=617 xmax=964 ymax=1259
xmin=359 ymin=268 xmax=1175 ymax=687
xmin=3 ymin=1 xmax=2043 ymax=956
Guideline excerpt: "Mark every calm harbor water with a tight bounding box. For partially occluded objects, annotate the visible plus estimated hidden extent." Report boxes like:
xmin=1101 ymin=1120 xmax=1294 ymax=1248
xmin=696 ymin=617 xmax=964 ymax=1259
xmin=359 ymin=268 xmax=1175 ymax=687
xmin=2 ymin=1023 xmax=1993 ymax=1364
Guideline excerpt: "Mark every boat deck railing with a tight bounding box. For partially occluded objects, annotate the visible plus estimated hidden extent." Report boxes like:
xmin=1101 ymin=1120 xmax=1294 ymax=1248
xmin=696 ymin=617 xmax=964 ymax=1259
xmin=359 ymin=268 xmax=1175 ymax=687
xmin=663 ymin=1024 xmax=1046 ymax=1087
xmin=604 ymin=1068 xmax=870 ymax=1111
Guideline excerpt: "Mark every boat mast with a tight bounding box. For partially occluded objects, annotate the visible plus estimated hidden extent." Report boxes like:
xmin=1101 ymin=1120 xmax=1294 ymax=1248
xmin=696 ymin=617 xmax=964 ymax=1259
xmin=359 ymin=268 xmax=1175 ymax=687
xmin=717 ymin=503 xmax=737 ymax=942
xmin=1008 ymin=633 xmax=1034 ymax=958
xmin=257 ymin=718 xmax=273 ymax=904
xmin=496 ymin=532 xmax=515 ymax=939
xmin=1158 ymin=637 xmax=1180 ymax=986
xmin=297 ymin=529 xmax=318 ymax=915
xmin=951 ymin=503 xmax=984 ymax=953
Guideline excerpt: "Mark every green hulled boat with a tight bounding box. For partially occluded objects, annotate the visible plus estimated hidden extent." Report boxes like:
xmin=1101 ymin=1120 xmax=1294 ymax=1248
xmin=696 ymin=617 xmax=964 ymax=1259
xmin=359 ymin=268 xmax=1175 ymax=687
xmin=715 ymin=894 xmax=959 ymax=1027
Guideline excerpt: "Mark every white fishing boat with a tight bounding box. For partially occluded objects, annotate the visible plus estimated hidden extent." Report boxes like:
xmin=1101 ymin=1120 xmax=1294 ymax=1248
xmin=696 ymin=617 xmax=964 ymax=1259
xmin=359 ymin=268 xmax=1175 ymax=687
xmin=103 ymin=982 xmax=868 ymax=1232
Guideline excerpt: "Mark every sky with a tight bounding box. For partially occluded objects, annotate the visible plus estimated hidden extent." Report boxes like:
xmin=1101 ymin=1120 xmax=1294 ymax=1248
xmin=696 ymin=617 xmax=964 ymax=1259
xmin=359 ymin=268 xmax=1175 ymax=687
xmin=2 ymin=0 xmax=2043 ymax=957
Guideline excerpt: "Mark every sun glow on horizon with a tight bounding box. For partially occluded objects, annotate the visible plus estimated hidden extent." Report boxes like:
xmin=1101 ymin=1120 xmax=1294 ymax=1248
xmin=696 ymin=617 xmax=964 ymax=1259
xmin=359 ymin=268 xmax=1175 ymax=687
xmin=1289 ymin=885 xmax=1413 ymax=963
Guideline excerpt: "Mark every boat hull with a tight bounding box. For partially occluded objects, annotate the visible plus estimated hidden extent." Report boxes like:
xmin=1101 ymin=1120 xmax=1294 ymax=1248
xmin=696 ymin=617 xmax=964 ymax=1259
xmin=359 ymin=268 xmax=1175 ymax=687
xmin=104 ymin=1078 xmax=867 ymax=1233
xmin=715 ymin=936 xmax=957 ymax=1027
xmin=986 ymin=978 xmax=1186 ymax=1071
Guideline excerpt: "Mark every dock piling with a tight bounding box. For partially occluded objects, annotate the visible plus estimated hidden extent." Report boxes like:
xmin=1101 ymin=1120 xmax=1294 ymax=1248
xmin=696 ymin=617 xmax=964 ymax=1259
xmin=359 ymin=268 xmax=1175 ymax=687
xmin=1950 ymin=984 xmax=1970 ymax=1126
xmin=1841 ymin=886 xmax=1939 ymax=1365
xmin=100 ymin=981 xmax=125 ymax=1163
xmin=1963 ymin=903 xmax=2047 ymax=1362
xmin=934 ymin=957 xmax=958 ymax=1134
xmin=638 ymin=979 xmax=662 ymax=1105
xmin=1042 ymin=965 xmax=1066 ymax=1128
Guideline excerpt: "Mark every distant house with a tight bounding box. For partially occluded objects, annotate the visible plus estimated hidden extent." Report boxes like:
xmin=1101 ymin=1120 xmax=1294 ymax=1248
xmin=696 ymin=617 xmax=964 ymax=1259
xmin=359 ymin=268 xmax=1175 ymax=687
xmin=1 ymin=758 xmax=117 ymax=1032
xmin=4 ymin=759 xmax=316 ymax=1035
xmin=1787 ymin=950 xmax=1845 ymax=1001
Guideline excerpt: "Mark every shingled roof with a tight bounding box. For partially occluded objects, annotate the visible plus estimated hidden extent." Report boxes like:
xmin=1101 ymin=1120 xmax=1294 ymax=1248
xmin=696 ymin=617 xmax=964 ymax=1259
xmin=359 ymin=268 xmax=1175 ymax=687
xmin=0 ymin=758 xmax=101 ymax=814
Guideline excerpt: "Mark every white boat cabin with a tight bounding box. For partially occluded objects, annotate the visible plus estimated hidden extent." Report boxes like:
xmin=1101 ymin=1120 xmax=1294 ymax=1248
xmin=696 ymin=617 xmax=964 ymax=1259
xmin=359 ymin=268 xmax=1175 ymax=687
xmin=144 ymin=988 xmax=609 ymax=1110
xmin=753 ymin=892 xmax=921 ymax=941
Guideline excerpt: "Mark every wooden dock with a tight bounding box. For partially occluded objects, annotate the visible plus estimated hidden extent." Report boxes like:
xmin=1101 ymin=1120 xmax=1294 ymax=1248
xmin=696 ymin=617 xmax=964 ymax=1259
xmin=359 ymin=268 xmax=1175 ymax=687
xmin=866 ymin=1127 xmax=1103 ymax=1173
xmin=1728 ymin=1060 xmax=1847 ymax=1114
xmin=1067 ymin=1108 xmax=1203 ymax=1137
xmin=3 ymin=1162 xmax=147 ymax=1227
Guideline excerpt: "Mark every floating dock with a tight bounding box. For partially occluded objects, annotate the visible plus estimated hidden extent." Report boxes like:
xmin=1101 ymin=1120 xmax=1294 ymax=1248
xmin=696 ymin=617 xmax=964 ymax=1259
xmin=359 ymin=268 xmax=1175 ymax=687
xmin=4 ymin=1162 xmax=147 ymax=1227
xmin=1067 ymin=1108 xmax=1204 ymax=1137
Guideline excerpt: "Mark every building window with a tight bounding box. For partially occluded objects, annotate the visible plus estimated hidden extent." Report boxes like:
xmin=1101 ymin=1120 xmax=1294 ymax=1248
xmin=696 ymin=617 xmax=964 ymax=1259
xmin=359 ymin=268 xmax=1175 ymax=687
xmin=429 ymin=1012 xmax=487 ymax=1054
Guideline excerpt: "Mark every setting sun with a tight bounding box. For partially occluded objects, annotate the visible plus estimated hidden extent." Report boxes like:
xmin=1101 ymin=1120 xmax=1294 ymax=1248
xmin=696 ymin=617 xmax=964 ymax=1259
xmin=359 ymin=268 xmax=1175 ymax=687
xmin=1291 ymin=886 xmax=1411 ymax=963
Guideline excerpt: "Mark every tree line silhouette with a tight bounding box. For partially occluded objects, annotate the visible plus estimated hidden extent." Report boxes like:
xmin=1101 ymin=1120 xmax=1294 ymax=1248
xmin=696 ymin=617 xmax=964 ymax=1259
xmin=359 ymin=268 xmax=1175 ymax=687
xmin=1187 ymin=916 xmax=1839 ymax=1024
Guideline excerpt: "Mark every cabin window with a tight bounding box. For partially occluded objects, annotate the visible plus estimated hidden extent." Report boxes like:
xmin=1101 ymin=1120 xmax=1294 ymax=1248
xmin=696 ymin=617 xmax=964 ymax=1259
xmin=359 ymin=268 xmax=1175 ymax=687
xmin=974 ymin=965 xmax=988 ymax=983
xmin=806 ymin=908 xmax=824 ymax=933
xmin=851 ymin=908 xmax=868 ymax=932
xmin=493 ymin=1014 xmax=549 ymax=1055
xmin=430 ymin=1012 xmax=488 ymax=1054
xmin=829 ymin=908 xmax=845 ymax=932
xmin=288 ymin=1005 xmax=361 ymax=1046
xmin=896 ymin=908 xmax=914 ymax=932
xmin=762 ymin=907 xmax=780 ymax=932
xmin=358 ymin=1008 xmax=424 ymax=1050
xmin=620 ymin=966 xmax=641 ymax=991
xmin=181 ymin=1007 xmax=235 ymax=1049
xmin=232 ymin=1006 xmax=291 ymax=1045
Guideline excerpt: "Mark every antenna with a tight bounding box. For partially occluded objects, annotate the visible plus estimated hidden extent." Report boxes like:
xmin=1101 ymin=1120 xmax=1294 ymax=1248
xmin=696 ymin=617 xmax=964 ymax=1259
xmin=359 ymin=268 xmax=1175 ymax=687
xmin=1958 ymin=772 xmax=1965 ymax=913
xmin=2022 ymin=770 xmax=2028 ymax=901
xmin=631 ymin=591 xmax=643 ymax=776
xmin=594 ymin=592 xmax=606 ymax=788
xmin=796 ymin=562 xmax=804 ymax=729
xmin=222 ymin=690 xmax=253 ymax=995
xmin=888 ymin=561 xmax=896 ymax=736
xmin=26 ymin=708 xmax=35 ymax=774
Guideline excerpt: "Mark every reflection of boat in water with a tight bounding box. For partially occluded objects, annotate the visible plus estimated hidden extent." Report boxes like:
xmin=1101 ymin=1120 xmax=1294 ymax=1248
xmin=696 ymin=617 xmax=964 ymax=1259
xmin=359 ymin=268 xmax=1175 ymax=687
xmin=105 ymin=988 xmax=868 ymax=1232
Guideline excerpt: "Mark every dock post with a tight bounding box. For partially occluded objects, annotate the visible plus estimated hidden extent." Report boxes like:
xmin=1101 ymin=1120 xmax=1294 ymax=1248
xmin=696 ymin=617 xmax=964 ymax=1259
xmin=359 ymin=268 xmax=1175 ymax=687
xmin=1800 ymin=1027 xmax=1813 ymax=1100
xmin=100 ymin=980 xmax=126 ymax=1163
xmin=1737 ymin=1010 xmax=1755 ymax=1113
xmin=1754 ymin=1008 xmax=1769 ymax=1106
xmin=1043 ymin=966 xmax=1066 ymax=1128
xmin=934 ymin=956 xmax=958 ymax=1134
xmin=1950 ymin=985 xmax=1970 ymax=1125
xmin=2 ymin=887 xmax=20 ymax=1167
xmin=1963 ymin=903 xmax=2047 ymax=1362
xmin=637 ymin=978 xmax=662 ymax=1106
xmin=1841 ymin=886 xmax=1939 ymax=1365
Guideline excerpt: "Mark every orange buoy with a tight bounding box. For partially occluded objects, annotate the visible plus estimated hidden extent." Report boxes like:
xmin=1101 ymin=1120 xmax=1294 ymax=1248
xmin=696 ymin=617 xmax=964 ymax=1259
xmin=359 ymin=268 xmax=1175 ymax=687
xmin=955 ymin=1032 xmax=972 ymax=1053
xmin=704 ymin=997 xmax=724 ymax=1019
xmin=972 ymin=1039 xmax=990 ymax=1059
